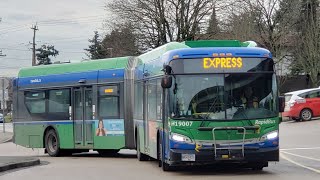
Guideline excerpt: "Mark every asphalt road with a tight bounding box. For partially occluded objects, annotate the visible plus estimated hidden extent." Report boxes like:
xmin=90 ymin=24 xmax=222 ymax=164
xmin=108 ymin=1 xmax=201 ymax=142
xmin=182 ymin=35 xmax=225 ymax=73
xmin=0 ymin=120 xmax=319 ymax=179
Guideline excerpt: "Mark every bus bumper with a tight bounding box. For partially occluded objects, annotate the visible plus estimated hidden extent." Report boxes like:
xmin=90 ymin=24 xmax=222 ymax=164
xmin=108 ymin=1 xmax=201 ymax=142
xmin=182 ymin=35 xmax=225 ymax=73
xmin=168 ymin=147 xmax=279 ymax=166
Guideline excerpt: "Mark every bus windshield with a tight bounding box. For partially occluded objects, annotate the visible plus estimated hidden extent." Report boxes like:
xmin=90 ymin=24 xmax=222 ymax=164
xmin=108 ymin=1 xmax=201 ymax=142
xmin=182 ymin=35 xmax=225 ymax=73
xmin=170 ymin=73 xmax=278 ymax=120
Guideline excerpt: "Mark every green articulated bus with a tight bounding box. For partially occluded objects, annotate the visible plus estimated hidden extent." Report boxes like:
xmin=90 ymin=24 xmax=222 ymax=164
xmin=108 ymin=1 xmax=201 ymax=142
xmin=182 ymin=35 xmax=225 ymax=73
xmin=13 ymin=40 xmax=284 ymax=171
xmin=13 ymin=56 xmax=137 ymax=156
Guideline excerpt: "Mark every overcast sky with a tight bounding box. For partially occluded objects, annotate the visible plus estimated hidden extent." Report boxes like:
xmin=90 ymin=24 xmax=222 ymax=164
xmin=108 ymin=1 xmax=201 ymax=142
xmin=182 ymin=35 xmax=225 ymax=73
xmin=0 ymin=0 xmax=110 ymax=77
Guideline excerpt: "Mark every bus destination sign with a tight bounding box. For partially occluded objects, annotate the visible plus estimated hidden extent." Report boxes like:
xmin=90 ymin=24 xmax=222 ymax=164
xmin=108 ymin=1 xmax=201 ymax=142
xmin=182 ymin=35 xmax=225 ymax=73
xmin=203 ymin=57 xmax=243 ymax=69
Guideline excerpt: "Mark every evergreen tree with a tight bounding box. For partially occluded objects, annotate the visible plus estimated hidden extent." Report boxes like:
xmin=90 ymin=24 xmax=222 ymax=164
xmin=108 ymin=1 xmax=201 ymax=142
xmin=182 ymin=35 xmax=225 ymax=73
xmin=206 ymin=7 xmax=220 ymax=36
xmin=36 ymin=44 xmax=59 ymax=65
xmin=85 ymin=31 xmax=108 ymax=59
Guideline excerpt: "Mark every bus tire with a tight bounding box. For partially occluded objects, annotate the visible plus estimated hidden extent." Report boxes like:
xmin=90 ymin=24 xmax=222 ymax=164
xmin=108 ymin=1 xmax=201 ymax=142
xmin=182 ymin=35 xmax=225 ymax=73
xmin=250 ymin=161 xmax=267 ymax=171
xmin=136 ymin=131 xmax=148 ymax=161
xmin=157 ymin=134 xmax=162 ymax=167
xmin=162 ymin=161 xmax=174 ymax=171
xmin=45 ymin=129 xmax=61 ymax=157
xmin=300 ymin=108 xmax=313 ymax=121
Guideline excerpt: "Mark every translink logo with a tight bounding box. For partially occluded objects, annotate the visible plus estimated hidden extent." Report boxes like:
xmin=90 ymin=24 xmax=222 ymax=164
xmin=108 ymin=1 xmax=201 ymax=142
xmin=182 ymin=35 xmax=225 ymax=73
xmin=30 ymin=79 xmax=42 ymax=83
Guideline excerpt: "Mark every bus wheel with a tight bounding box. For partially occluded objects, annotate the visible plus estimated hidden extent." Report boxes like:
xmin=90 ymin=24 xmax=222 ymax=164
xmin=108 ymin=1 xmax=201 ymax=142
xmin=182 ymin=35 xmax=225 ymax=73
xmin=162 ymin=161 xmax=174 ymax=171
xmin=300 ymin=109 xmax=313 ymax=121
xmin=136 ymin=131 xmax=148 ymax=161
xmin=250 ymin=161 xmax=267 ymax=171
xmin=98 ymin=150 xmax=119 ymax=157
xmin=45 ymin=129 xmax=61 ymax=157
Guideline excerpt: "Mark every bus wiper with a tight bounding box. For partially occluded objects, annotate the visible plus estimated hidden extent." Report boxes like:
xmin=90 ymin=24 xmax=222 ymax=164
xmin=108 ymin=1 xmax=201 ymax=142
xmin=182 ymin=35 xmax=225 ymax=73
xmin=199 ymin=97 xmax=219 ymax=127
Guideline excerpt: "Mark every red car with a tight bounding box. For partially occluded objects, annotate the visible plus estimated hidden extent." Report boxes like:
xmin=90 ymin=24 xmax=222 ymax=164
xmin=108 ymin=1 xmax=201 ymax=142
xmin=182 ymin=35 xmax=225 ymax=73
xmin=282 ymin=87 xmax=320 ymax=121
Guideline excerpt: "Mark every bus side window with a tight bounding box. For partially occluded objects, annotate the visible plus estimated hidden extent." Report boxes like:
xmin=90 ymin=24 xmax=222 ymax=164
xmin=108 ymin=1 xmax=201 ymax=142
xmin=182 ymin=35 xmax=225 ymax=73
xmin=48 ymin=89 xmax=71 ymax=120
xmin=98 ymin=86 xmax=120 ymax=118
xmin=156 ymin=79 xmax=162 ymax=120
xmin=25 ymin=91 xmax=46 ymax=115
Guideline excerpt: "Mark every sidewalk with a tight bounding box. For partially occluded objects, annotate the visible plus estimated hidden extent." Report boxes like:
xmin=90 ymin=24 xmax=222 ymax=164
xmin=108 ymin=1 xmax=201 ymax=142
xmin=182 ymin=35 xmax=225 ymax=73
xmin=0 ymin=132 xmax=40 ymax=173
xmin=0 ymin=132 xmax=13 ymax=143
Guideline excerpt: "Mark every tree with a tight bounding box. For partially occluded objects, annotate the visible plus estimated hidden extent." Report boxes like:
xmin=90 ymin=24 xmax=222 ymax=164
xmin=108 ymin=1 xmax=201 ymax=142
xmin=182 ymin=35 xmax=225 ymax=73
xmin=106 ymin=0 xmax=218 ymax=50
xmin=206 ymin=7 xmax=220 ymax=36
xmin=293 ymin=0 xmax=320 ymax=87
xmin=84 ymin=31 xmax=108 ymax=59
xmin=36 ymin=44 xmax=59 ymax=65
xmin=101 ymin=23 xmax=140 ymax=57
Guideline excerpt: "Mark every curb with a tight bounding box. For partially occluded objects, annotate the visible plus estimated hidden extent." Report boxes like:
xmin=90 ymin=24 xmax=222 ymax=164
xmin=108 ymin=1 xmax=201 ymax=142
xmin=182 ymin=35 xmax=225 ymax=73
xmin=0 ymin=137 xmax=13 ymax=144
xmin=0 ymin=158 xmax=40 ymax=172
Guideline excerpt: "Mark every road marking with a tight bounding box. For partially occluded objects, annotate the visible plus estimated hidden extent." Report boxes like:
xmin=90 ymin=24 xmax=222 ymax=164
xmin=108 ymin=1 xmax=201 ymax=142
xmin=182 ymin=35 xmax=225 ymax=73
xmin=280 ymin=152 xmax=320 ymax=174
xmin=280 ymin=147 xmax=320 ymax=151
xmin=281 ymin=151 xmax=320 ymax=162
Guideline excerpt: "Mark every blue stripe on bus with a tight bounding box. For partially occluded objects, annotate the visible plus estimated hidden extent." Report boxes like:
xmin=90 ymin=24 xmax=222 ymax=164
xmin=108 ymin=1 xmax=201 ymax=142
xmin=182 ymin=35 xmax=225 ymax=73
xmin=18 ymin=69 xmax=125 ymax=87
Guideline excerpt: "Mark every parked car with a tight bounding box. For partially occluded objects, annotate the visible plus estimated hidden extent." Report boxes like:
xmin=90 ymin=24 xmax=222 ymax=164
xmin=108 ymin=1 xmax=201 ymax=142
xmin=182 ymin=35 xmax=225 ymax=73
xmin=282 ymin=87 xmax=320 ymax=121
xmin=0 ymin=113 xmax=3 ymax=123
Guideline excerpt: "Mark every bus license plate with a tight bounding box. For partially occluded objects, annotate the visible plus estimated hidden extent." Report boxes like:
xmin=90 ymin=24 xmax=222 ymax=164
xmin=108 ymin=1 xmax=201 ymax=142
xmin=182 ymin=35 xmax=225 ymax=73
xmin=181 ymin=154 xmax=195 ymax=161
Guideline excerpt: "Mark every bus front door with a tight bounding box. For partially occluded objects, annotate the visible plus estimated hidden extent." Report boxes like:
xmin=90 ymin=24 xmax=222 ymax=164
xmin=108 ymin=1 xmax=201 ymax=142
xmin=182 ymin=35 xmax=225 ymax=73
xmin=73 ymin=87 xmax=94 ymax=148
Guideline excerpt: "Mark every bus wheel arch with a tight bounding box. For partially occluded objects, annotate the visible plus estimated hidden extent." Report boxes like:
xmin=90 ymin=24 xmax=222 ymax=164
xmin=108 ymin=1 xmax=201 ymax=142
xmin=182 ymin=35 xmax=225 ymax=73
xmin=136 ymin=128 xmax=148 ymax=161
xmin=44 ymin=126 xmax=61 ymax=157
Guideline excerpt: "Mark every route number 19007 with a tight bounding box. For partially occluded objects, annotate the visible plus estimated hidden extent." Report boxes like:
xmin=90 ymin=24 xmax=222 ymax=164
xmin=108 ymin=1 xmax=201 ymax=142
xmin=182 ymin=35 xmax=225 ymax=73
xmin=171 ymin=121 xmax=193 ymax=127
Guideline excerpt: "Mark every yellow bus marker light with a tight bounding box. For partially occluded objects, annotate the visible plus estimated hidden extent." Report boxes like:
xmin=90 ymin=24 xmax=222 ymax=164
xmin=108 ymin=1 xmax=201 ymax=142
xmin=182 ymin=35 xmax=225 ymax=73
xmin=105 ymin=89 xmax=114 ymax=93
xmin=219 ymin=53 xmax=226 ymax=57
xmin=173 ymin=55 xmax=179 ymax=59
xmin=222 ymin=155 xmax=229 ymax=159
xmin=226 ymin=53 xmax=233 ymax=56
xmin=212 ymin=53 xmax=219 ymax=57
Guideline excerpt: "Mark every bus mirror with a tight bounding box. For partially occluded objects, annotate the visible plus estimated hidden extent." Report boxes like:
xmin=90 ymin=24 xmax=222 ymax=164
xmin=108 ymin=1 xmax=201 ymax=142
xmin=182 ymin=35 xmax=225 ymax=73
xmin=161 ymin=76 xmax=172 ymax=88
xmin=162 ymin=65 xmax=172 ymax=75
xmin=279 ymin=96 xmax=285 ymax=112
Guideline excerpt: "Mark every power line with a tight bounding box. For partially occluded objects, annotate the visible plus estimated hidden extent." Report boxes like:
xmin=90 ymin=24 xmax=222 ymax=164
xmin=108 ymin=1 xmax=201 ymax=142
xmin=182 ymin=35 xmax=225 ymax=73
xmin=0 ymin=48 xmax=30 ymax=52
xmin=0 ymin=15 xmax=105 ymax=34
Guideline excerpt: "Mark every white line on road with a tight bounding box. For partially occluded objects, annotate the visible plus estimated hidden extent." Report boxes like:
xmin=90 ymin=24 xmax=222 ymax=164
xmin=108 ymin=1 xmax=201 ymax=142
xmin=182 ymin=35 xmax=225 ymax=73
xmin=280 ymin=147 xmax=320 ymax=151
xmin=281 ymin=151 xmax=320 ymax=162
xmin=280 ymin=152 xmax=320 ymax=174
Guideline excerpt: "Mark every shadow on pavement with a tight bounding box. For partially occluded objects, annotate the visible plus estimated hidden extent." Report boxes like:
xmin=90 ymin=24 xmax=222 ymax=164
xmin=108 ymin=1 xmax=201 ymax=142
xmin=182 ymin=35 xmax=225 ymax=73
xmin=144 ymin=161 xmax=275 ymax=175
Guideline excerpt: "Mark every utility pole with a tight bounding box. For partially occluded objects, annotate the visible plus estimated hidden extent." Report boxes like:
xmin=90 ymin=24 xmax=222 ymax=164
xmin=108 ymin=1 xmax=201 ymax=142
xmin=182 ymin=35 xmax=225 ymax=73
xmin=1 ymin=78 xmax=5 ymax=133
xmin=31 ymin=24 xmax=38 ymax=66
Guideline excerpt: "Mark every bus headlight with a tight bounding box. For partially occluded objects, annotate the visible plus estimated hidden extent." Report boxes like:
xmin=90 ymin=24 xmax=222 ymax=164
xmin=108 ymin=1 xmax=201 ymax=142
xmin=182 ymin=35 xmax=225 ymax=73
xmin=170 ymin=133 xmax=193 ymax=143
xmin=260 ymin=131 xmax=278 ymax=141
